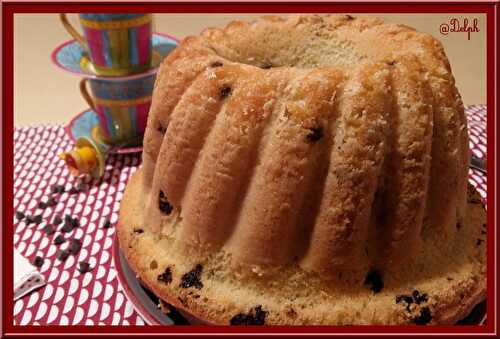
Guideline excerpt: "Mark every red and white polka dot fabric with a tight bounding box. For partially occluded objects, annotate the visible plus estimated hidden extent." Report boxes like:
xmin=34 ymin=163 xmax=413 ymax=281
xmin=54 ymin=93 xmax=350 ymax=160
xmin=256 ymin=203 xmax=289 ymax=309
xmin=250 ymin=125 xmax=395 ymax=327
xmin=12 ymin=105 xmax=487 ymax=325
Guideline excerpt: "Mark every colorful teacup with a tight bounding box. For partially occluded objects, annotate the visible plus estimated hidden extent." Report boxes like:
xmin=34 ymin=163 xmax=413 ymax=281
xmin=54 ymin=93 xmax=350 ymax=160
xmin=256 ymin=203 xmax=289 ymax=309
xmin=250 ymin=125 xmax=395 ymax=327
xmin=60 ymin=13 xmax=153 ymax=76
xmin=79 ymin=75 xmax=155 ymax=145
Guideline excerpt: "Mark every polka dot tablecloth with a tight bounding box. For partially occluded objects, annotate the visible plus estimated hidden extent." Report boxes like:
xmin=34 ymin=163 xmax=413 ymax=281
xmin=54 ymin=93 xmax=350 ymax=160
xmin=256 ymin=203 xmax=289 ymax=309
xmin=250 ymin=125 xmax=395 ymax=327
xmin=12 ymin=105 xmax=487 ymax=326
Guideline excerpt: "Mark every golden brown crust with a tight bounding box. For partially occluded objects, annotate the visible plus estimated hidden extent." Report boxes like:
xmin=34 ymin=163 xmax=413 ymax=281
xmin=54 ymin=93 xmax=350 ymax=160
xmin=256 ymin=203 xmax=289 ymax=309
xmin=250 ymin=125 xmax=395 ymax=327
xmin=118 ymin=171 xmax=486 ymax=325
xmin=119 ymin=14 xmax=480 ymax=325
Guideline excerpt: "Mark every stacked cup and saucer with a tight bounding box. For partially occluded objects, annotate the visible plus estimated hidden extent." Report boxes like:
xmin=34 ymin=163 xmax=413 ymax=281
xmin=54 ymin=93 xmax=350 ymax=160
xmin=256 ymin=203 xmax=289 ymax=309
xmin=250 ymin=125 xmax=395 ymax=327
xmin=51 ymin=13 xmax=178 ymax=178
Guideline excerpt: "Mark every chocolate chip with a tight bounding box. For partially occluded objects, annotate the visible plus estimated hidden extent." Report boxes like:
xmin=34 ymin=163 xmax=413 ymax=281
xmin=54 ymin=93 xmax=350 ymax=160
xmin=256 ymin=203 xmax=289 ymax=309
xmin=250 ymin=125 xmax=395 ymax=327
xmin=54 ymin=234 xmax=66 ymax=245
xmin=364 ymin=270 xmax=384 ymax=293
xmin=102 ymin=219 xmax=112 ymax=229
xmin=413 ymin=307 xmax=432 ymax=325
xmin=456 ymin=222 xmax=461 ymax=229
xmin=15 ymin=211 xmax=25 ymax=221
xmin=220 ymin=85 xmax=232 ymax=99
xmin=396 ymin=295 xmax=414 ymax=306
xmin=68 ymin=238 xmax=82 ymax=254
xmin=158 ymin=267 xmax=172 ymax=284
xmin=60 ymin=223 xmax=74 ymax=233
xmin=210 ymin=61 xmax=223 ymax=68
xmin=57 ymin=249 xmax=70 ymax=262
xmin=412 ymin=290 xmax=428 ymax=304
xmin=76 ymin=181 xmax=88 ymax=192
xmin=476 ymin=239 xmax=484 ymax=246
xmin=32 ymin=256 xmax=44 ymax=268
xmin=386 ymin=60 xmax=397 ymax=66
xmin=306 ymin=127 xmax=324 ymax=143
xmin=481 ymin=230 xmax=486 ymax=235
xmin=25 ymin=215 xmax=35 ymax=225
xmin=46 ymin=197 xmax=58 ymax=207
xmin=346 ymin=14 xmax=355 ymax=20
xmin=33 ymin=215 xmax=43 ymax=225
xmin=159 ymin=191 xmax=173 ymax=215
xmin=157 ymin=124 xmax=166 ymax=134
xmin=260 ymin=63 xmax=273 ymax=69
xmin=42 ymin=224 xmax=55 ymax=235
xmin=51 ymin=184 xmax=65 ymax=194
xmin=179 ymin=264 xmax=203 ymax=289
xmin=64 ymin=214 xmax=79 ymax=228
xmin=133 ymin=228 xmax=144 ymax=234
xmin=38 ymin=201 xmax=47 ymax=209
xmin=77 ymin=261 xmax=91 ymax=273
xmin=230 ymin=305 xmax=268 ymax=325
xmin=52 ymin=215 xmax=62 ymax=225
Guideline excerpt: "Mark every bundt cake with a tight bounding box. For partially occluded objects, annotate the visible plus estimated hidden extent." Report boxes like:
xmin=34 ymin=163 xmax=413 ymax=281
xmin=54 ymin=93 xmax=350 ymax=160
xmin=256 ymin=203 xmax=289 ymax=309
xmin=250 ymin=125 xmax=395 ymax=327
xmin=118 ymin=14 xmax=486 ymax=325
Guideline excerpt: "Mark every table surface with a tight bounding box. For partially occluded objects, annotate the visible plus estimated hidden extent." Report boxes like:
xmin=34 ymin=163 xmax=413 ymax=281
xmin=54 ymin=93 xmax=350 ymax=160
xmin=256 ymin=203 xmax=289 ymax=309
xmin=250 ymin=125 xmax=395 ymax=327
xmin=14 ymin=13 xmax=486 ymax=126
xmin=13 ymin=105 xmax=487 ymax=326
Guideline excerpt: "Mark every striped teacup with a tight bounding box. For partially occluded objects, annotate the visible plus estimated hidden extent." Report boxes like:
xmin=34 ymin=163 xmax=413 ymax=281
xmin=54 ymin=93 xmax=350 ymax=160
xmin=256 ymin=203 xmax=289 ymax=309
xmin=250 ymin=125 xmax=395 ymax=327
xmin=79 ymin=75 xmax=155 ymax=145
xmin=60 ymin=13 xmax=153 ymax=76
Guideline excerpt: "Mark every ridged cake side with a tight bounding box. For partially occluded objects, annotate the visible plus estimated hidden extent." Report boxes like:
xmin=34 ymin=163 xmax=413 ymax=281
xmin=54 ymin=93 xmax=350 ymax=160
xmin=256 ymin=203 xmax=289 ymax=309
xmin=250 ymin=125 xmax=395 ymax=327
xmin=140 ymin=14 xmax=468 ymax=277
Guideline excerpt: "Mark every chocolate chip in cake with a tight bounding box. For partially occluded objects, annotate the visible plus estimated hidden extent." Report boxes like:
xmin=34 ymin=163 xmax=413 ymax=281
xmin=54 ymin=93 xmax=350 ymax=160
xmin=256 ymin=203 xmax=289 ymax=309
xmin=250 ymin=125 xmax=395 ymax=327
xmin=57 ymin=249 xmax=70 ymax=262
xmin=230 ymin=305 xmax=268 ymax=325
xmin=157 ymin=124 xmax=166 ymax=134
xmin=413 ymin=307 xmax=432 ymax=325
xmin=32 ymin=256 xmax=44 ymax=268
xmin=42 ymin=224 xmax=55 ymax=236
xmin=364 ymin=270 xmax=384 ymax=293
xmin=481 ymin=229 xmax=486 ymax=235
xmin=68 ymin=238 xmax=82 ymax=255
xmin=210 ymin=61 xmax=223 ymax=68
xmin=220 ymin=85 xmax=232 ymax=99
xmin=102 ymin=219 xmax=112 ymax=229
xmin=77 ymin=261 xmax=92 ymax=274
xmin=150 ymin=260 xmax=158 ymax=270
xmin=260 ymin=63 xmax=273 ymax=69
xmin=306 ymin=127 xmax=324 ymax=143
xmin=412 ymin=290 xmax=428 ymax=304
xmin=15 ymin=211 xmax=25 ymax=221
xmin=386 ymin=60 xmax=397 ymax=66
xmin=133 ymin=228 xmax=144 ymax=234
xmin=159 ymin=191 xmax=173 ymax=215
xmin=179 ymin=264 xmax=203 ymax=289
xmin=456 ymin=222 xmax=461 ymax=230
xmin=345 ymin=14 xmax=355 ymax=20
xmin=52 ymin=215 xmax=63 ymax=225
xmin=33 ymin=215 xmax=43 ymax=225
xmin=476 ymin=239 xmax=484 ymax=246
xmin=158 ymin=267 xmax=173 ymax=284
xmin=54 ymin=234 xmax=66 ymax=245
xmin=396 ymin=295 xmax=414 ymax=305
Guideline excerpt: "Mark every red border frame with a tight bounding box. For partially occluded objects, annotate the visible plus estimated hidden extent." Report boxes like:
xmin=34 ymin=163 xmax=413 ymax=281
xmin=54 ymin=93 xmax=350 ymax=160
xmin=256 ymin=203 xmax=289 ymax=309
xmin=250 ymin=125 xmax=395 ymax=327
xmin=2 ymin=2 xmax=498 ymax=337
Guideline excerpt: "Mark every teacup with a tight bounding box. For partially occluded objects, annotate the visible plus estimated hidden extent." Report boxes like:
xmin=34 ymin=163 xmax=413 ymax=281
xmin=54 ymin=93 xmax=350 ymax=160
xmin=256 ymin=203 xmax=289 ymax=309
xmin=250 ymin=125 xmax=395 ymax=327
xmin=79 ymin=75 xmax=155 ymax=145
xmin=60 ymin=13 xmax=153 ymax=76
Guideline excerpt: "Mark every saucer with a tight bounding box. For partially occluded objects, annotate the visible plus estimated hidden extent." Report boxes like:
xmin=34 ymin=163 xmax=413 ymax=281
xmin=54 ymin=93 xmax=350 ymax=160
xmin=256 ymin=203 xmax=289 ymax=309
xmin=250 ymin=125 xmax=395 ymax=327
xmin=65 ymin=109 xmax=143 ymax=154
xmin=52 ymin=33 xmax=178 ymax=81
